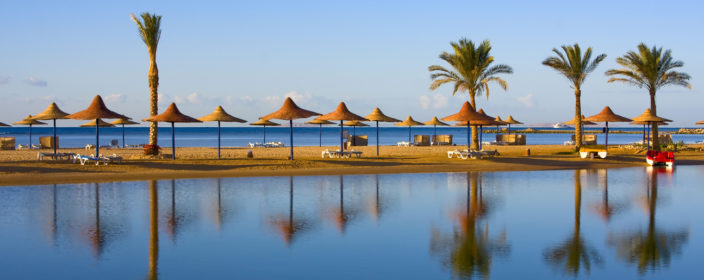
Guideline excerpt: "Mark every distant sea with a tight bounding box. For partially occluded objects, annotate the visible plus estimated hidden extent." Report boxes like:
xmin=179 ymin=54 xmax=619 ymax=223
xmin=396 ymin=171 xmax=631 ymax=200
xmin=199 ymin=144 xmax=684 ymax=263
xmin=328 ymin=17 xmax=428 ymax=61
xmin=0 ymin=126 xmax=701 ymax=148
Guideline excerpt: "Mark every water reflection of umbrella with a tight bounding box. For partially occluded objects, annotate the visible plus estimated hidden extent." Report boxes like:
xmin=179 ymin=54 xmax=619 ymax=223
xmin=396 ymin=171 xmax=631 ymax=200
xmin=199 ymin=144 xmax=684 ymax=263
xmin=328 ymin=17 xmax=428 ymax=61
xmin=198 ymin=106 xmax=247 ymax=159
xmin=504 ymin=115 xmax=522 ymax=134
xmin=365 ymin=108 xmax=400 ymax=156
xmin=631 ymin=109 xmax=671 ymax=150
xmin=329 ymin=175 xmax=357 ymax=234
xmin=589 ymin=169 xmax=624 ymax=223
xmin=395 ymin=116 xmax=424 ymax=143
xmin=607 ymin=170 xmax=689 ymax=274
xmin=341 ymin=120 xmax=368 ymax=138
xmin=270 ymin=177 xmax=311 ymax=246
xmin=250 ymin=119 xmax=280 ymax=144
xmin=86 ymin=183 xmax=105 ymax=259
xmin=31 ymin=102 xmax=70 ymax=155
xmin=110 ymin=118 xmax=139 ymax=148
xmin=66 ymin=95 xmax=128 ymax=156
xmin=585 ymin=106 xmax=632 ymax=149
xmin=260 ymin=97 xmax=320 ymax=160
xmin=367 ymin=174 xmax=385 ymax=222
xmin=148 ymin=180 xmax=159 ymax=280
xmin=165 ymin=179 xmax=180 ymax=242
xmin=13 ymin=115 xmax=46 ymax=148
xmin=143 ymin=103 xmax=202 ymax=160
xmin=442 ymin=102 xmax=494 ymax=150
xmin=424 ymin=116 xmax=449 ymax=141
xmin=543 ymin=170 xmax=602 ymax=275
xmin=305 ymin=118 xmax=334 ymax=147
xmin=318 ymin=102 xmax=368 ymax=153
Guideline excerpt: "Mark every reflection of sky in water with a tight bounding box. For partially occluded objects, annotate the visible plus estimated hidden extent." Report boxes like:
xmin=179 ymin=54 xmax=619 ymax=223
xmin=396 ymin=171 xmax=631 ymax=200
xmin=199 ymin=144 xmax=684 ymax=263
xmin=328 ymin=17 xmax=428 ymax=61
xmin=0 ymin=167 xmax=702 ymax=279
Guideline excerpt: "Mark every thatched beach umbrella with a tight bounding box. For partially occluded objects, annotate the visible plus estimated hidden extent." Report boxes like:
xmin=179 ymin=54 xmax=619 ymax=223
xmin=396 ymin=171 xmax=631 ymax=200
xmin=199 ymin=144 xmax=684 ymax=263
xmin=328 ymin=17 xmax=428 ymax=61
xmin=696 ymin=120 xmax=704 ymax=125
xmin=66 ymin=95 xmax=128 ymax=156
xmin=342 ymin=120 xmax=368 ymax=137
xmin=494 ymin=116 xmax=508 ymax=135
xmin=13 ymin=115 xmax=46 ymax=148
xmin=250 ymin=119 xmax=280 ymax=143
xmin=318 ymin=102 xmax=367 ymax=153
xmin=143 ymin=103 xmax=202 ymax=160
xmin=504 ymin=115 xmax=522 ymax=134
xmin=305 ymin=118 xmax=334 ymax=147
xmin=442 ymin=102 xmax=494 ymax=150
xmin=80 ymin=118 xmax=115 ymax=127
xmin=395 ymin=116 xmax=424 ymax=143
xmin=365 ymin=107 xmax=400 ymax=156
xmin=110 ymin=118 xmax=140 ymax=148
xmin=631 ymin=121 xmax=668 ymax=145
xmin=260 ymin=97 xmax=320 ymax=160
xmin=31 ymin=102 xmax=70 ymax=155
xmin=198 ymin=106 xmax=247 ymax=159
xmin=563 ymin=115 xmax=597 ymax=126
xmin=474 ymin=109 xmax=502 ymax=149
xmin=585 ymin=106 xmax=632 ymax=149
xmin=424 ymin=116 xmax=449 ymax=140
xmin=632 ymin=109 xmax=670 ymax=150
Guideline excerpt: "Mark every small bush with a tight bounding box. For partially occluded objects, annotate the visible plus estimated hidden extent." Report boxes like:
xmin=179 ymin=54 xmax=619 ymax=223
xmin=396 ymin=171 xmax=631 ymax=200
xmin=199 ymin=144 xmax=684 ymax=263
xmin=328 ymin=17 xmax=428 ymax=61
xmin=144 ymin=144 xmax=160 ymax=155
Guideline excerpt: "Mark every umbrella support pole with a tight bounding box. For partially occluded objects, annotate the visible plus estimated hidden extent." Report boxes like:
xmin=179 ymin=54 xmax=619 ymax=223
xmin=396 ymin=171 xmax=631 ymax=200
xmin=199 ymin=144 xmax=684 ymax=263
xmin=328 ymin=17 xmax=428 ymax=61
xmin=376 ymin=121 xmax=379 ymax=157
xmin=433 ymin=124 xmax=437 ymax=141
xmin=408 ymin=126 xmax=411 ymax=143
xmin=29 ymin=124 xmax=32 ymax=148
xmin=605 ymin=122 xmax=609 ymax=150
xmin=340 ymin=120 xmax=344 ymax=152
xmin=172 ymin=122 xmax=176 ymax=160
xmin=95 ymin=119 xmax=100 ymax=157
xmin=217 ymin=121 xmax=221 ymax=159
xmin=467 ymin=123 xmax=471 ymax=150
xmin=122 ymin=124 xmax=126 ymax=148
xmin=647 ymin=123 xmax=651 ymax=150
xmin=319 ymin=124 xmax=322 ymax=147
xmin=479 ymin=126 xmax=483 ymax=150
xmin=53 ymin=119 xmax=57 ymax=155
xmin=289 ymin=120 xmax=294 ymax=160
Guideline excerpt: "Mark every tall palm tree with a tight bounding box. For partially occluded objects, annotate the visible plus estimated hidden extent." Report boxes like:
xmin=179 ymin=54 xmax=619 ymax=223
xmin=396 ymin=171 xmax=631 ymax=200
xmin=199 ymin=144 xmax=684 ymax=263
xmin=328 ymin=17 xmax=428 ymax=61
xmin=131 ymin=13 xmax=162 ymax=148
xmin=542 ymin=44 xmax=606 ymax=149
xmin=605 ymin=44 xmax=691 ymax=150
xmin=429 ymin=39 xmax=512 ymax=149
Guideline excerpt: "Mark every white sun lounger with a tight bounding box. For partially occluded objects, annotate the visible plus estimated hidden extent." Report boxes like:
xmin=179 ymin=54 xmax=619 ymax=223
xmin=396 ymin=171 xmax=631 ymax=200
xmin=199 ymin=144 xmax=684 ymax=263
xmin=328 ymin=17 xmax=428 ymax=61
xmin=73 ymin=154 xmax=110 ymax=165
xmin=322 ymin=149 xmax=362 ymax=158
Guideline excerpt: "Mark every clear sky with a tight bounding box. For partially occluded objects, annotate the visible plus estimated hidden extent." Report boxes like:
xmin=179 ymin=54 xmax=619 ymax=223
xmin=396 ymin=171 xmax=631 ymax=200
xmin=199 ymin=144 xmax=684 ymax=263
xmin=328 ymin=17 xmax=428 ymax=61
xmin=1 ymin=0 xmax=701 ymax=126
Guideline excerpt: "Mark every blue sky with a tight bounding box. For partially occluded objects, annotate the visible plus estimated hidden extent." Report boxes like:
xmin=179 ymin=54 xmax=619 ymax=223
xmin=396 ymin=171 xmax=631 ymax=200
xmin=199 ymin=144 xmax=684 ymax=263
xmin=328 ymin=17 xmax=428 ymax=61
xmin=1 ymin=0 xmax=701 ymax=126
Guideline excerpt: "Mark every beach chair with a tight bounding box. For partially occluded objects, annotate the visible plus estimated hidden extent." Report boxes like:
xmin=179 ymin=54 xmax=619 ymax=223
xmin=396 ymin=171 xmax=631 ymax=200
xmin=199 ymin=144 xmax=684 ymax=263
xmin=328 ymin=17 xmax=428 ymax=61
xmin=397 ymin=141 xmax=412 ymax=147
xmin=322 ymin=149 xmax=343 ymax=158
xmin=447 ymin=149 xmax=482 ymax=160
xmin=344 ymin=150 xmax=363 ymax=158
xmin=85 ymin=144 xmax=96 ymax=150
xmin=17 ymin=144 xmax=29 ymax=150
xmin=102 ymin=153 xmax=123 ymax=164
xmin=74 ymin=154 xmax=110 ymax=165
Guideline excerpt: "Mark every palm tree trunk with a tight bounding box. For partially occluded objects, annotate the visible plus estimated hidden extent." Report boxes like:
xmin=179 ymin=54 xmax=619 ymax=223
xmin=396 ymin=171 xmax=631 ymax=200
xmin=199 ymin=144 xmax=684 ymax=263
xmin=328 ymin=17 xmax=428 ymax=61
xmin=148 ymin=53 xmax=159 ymax=148
xmin=470 ymin=94 xmax=479 ymax=150
xmin=574 ymin=88 xmax=583 ymax=150
xmin=649 ymin=90 xmax=659 ymax=150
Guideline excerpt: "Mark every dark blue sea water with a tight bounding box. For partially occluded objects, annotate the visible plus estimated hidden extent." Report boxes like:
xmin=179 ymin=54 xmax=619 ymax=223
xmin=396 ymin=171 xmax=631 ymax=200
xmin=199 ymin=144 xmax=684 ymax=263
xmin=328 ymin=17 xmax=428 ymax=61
xmin=0 ymin=126 xmax=701 ymax=148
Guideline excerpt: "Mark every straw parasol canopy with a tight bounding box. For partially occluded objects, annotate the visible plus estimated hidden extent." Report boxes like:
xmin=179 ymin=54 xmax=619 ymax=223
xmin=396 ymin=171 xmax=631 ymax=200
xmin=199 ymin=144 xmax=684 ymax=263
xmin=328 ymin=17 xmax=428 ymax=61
xmin=80 ymin=119 xmax=115 ymax=127
xmin=425 ymin=116 xmax=449 ymax=126
xmin=395 ymin=116 xmax=425 ymax=143
xmin=260 ymin=97 xmax=320 ymax=160
xmin=342 ymin=120 xmax=369 ymax=127
xmin=66 ymin=95 xmax=128 ymax=156
xmin=110 ymin=118 xmax=139 ymax=148
xmin=199 ymin=106 xmax=247 ymax=159
xmin=585 ymin=106 xmax=632 ymax=149
xmin=631 ymin=121 xmax=668 ymax=125
xmin=494 ymin=116 xmax=508 ymax=125
xmin=631 ymin=108 xmax=671 ymax=123
xmin=31 ymin=102 xmax=70 ymax=154
xmin=503 ymin=115 xmax=522 ymax=134
xmin=0 ymin=122 xmax=10 ymax=127
xmin=143 ymin=103 xmax=202 ymax=160
xmin=696 ymin=120 xmax=704 ymax=125
xmin=13 ymin=115 xmax=46 ymax=147
xmin=365 ymin=107 xmax=401 ymax=156
xmin=563 ymin=115 xmax=597 ymax=126
xmin=250 ymin=119 xmax=280 ymax=144
xmin=318 ymin=102 xmax=368 ymax=153
xmin=442 ymin=102 xmax=495 ymax=149
xmin=306 ymin=118 xmax=335 ymax=147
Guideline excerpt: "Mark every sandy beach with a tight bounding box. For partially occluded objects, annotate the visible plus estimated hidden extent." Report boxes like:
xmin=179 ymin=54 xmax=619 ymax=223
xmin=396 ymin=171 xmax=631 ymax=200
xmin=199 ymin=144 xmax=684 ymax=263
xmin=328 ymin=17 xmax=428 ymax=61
xmin=2 ymin=144 xmax=703 ymax=186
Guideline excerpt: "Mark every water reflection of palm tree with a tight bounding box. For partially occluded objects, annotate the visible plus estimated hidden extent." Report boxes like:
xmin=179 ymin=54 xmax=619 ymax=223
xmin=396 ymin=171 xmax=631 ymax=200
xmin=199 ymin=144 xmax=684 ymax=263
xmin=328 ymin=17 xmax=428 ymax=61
xmin=544 ymin=170 xmax=601 ymax=275
xmin=607 ymin=169 xmax=689 ymax=274
xmin=430 ymin=172 xmax=509 ymax=279
xmin=270 ymin=177 xmax=311 ymax=245
xmin=148 ymin=180 xmax=159 ymax=280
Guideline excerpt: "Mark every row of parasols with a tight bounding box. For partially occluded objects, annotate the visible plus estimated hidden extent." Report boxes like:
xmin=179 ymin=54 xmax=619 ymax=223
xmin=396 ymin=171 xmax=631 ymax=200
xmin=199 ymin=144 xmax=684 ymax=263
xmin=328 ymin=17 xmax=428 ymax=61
xmin=0 ymin=95 xmax=687 ymax=160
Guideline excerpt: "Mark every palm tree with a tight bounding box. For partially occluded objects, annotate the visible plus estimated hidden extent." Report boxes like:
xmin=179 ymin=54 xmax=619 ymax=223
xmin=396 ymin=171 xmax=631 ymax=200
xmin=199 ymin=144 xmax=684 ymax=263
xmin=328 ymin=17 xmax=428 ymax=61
xmin=542 ymin=44 xmax=606 ymax=149
xmin=131 ymin=13 xmax=162 ymax=148
xmin=605 ymin=44 xmax=691 ymax=150
xmin=429 ymin=39 xmax=513 ymax=149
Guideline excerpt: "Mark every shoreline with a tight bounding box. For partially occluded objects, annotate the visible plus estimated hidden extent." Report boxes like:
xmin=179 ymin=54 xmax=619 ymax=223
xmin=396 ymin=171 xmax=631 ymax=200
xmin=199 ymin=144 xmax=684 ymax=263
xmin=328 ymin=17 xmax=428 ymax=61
xmin=2 ymin=145 xmax=703 ymax=186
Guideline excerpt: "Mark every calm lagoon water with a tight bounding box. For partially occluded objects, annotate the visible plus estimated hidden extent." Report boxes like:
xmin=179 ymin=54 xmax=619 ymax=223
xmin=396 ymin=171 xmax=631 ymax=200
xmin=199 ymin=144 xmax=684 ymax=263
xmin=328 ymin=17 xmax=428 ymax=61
xmin=1 ymin=167 xmax=702 ymax=279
